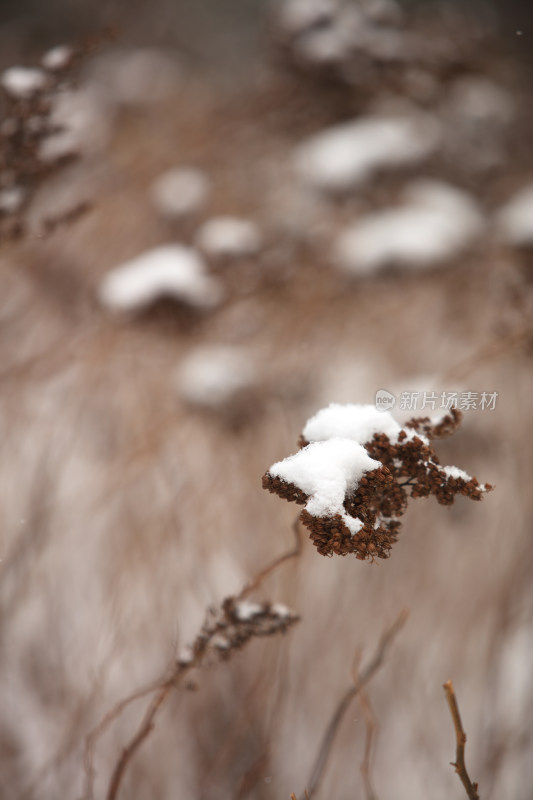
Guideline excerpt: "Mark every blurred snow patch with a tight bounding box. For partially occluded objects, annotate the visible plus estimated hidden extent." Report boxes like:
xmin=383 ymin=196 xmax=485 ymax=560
xmin=496 ymin=186 xmax=533 ymax=247
xmin=447 ymin=77 xmax=514 ymax=126
xmin=0 ymin=186 xmax=25 ymax=215
xmin=293 ymin=112 xmax=439 ymax=193
xmin=177 ymin=346 xmax=256 ymax=408
xmin=271 ymin=603 xmax=292 ymax=619
xmin=335 ymin=181 xmax=484 ymax=275
xmin=1 ymin=67 xmax=48 ymax=99
xmin=25 ymin=163 xmax=97 ymax=231
xmin=280 ymin=0 xmax=405 ymax=66
xmin=99 ymin=245 xmax=223 ymax=312
xmin=279 ymin=0 xmax=337 ymax=34
xmin=234 ymin=601 xmax=263 ymax=621
xmin=42 ymin=45 xmax=74 ymax=72
xmin=90 ymin=48 xmax=182 ymax=107
xmin=495 ymin=624 xmax=533 ymax=727
xmin=39 ymin=88 xmax=112 ymax=162
xmin=151 ymin=167 xmax=210 ymax=219
xmin=196 ymin=217 xmax=262 ymax=258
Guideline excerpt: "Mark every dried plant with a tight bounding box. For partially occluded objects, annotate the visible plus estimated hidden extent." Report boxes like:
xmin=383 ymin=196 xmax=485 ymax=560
xmin=263 ymin=404 xmax=492 ymax=561
xmin=443 ymin=680 xmax=480 ymax=800
xmin=300 ymin=610 xmax=408 ymax=799
xmin=83 ymin=527 xmax=301 ymax=800
xmin=0 ymin=30 xmax=113 ymax=239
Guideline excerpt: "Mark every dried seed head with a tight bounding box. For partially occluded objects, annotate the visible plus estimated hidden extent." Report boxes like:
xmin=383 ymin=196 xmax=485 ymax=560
xmin=264 ymin=403 xmax=492 ymax=562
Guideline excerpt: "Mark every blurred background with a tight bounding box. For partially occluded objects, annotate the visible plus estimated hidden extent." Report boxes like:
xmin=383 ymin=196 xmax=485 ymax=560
xmin=0 ymin=1 xmax=532 ymax=798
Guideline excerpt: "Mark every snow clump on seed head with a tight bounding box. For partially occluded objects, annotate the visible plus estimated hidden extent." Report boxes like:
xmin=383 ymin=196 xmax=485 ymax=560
xmin=263 ymin=403 xmax=492 ymax=561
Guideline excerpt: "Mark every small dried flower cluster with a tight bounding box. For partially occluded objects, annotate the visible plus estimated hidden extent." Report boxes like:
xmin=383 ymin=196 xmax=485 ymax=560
xmin=263 ymin=404 xmax=492 ymax=561
xmin=177 ymin=597 xmax=298 ymax=667
xmin=276 ymin=0 xmax=490 ymax=90
xmin=0 ymin=47 xmax=78 ymax=238
xmin=0 ymin=31 xmax=113 ymax=239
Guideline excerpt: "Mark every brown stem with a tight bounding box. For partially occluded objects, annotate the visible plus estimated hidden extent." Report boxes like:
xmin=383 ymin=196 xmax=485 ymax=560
xmin=358 ymin=687 xmax=378 ymax=800
xmin=106 ymin=680 xmax=175 ymax=800
xmin=83 ymin=677 xmax=168 ymax=800
xmin=236 ymin=517 xmax=302 ymax=602
xmin=443 ymin=680 xmax=480 ymax=800
xmin=85 ymin=518 xmax=301 ymax=800
xmin=304 ymin=609 xmax=408 ymax=799
xmin=440 ymin=328 xmax=529 ymax=383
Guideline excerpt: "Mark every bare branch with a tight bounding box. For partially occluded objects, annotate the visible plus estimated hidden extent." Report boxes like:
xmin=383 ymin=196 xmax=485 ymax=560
xmin=82 ymin=542 xmax=300 ymax=800
xmin=82 ymin=677 xmax=170 ymax=800
xmin=358 ymin=687 xmax=378 ymax=800
xmin=106 ymin=681 xmax=175 ymax=800
xmin=443 ymin=680 xmax=480 ymax=800
xmin=236 ymin=517 xmax=302 ymax=602
xmin=440 ymin=327 xmax=530 ymax=383
xmin=304 ymin=609 xmax=408 ymax=799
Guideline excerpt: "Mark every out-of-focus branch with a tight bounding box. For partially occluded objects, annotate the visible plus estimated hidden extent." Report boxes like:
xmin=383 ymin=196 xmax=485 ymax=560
xmin=443 ymin=680 xmax=480 ymax=800
xmin=440 ymin=327 xmax=530 ymax=383
xmin=106 ymin=681 xmax=174 ymax=800
xmin=236 ymin=517 xmax=302 ymax=601
xmin=357 ymin=685 xmax=378 ymax=800
xmin=83 ymin=523 xmax=301 ymax=800
xmin=83 ymin=677 xmax=171 ymax=800
xmin=303 ymin=609 xmax=408 ymax=799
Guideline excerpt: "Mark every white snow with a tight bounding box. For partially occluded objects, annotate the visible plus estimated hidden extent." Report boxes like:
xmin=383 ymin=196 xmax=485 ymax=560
xmin=177 ymin=645 xmax=194 ymax=665
xmin=496 ymin=186 xmax=533 ymax=247
xmin=1 ymin=67 xmax=48 ymax=99
xmin=151 ymin=167 xmax=210 ymax=219
xmin=281 ymin=0 xmax=405 ymax=66
xmin=269 ymin=439 xmax=381 ymax=534
xmin=447 ymin=77 xmax=515 ymax=126
xmin=335 ymin=180 xmax=484 ymax=275
xmin=99 ymin=245 xmax=223 ymax=312
xmin=196 ymin=217 xmax=262 ymax=258
xmin=211 ymin=634 xmax=231 ymax=649
xmin=296 ymin=27 xmax=352 ymax=65
xmin=0 ymin=186 xmax=25 ymax=215
xmin=442 ymin=465 xmax=471 ymax=482
xmin=279 ymin=0 xmax=337 ymax=34
xmin=271 ymin=603 xmax=292 ymax=619
xmin=42 ymin=45 xmax=74 ymax=71
xmin=293 ymin=112 xmax=439 ymax=193
xmin=39 ymin=88 xmax=112 ymax=162
xmin=303 ymin=402 xmax=422 ymax=445
xmin=234 ymin=601 xmax=263 ymax=621
xmin=177 ymin=346 xmax=256 ymax=408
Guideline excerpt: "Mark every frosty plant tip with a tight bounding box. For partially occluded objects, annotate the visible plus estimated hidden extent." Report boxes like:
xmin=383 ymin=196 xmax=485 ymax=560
xmin=262 ymin=403 xmax=492 ymax=562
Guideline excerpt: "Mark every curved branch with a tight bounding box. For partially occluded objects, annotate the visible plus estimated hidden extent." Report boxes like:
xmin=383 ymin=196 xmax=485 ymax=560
xmin=236 ymin=517 xmax=302 ymax=602
xmin=304 ymin=609 xmax=408 ymax=798
xmin=106 ymin=680 xmax=175 ymax=800
xmin=443 ymin=680 xmax=480 ymax=800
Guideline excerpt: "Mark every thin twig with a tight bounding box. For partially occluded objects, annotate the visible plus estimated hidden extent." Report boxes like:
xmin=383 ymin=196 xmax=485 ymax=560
xmin=443 ymin=680 xmax=480 ymax=800
xmin=357 ymin=687 xmax=378 ymax=800
xmin=236 ymin=517 xmax=302 ymax=602
xmin=439 ymin=327 xmax=530 ymax=383
xmin=83 ymin=522 xmax=301 ymax=800
xmin=83 ymin=677 xmax=169 ymax=800
xmin=304 ymin=609 xmax=408 ymax=799
xmin=106 ymin=680 xmax=175 ymax=800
